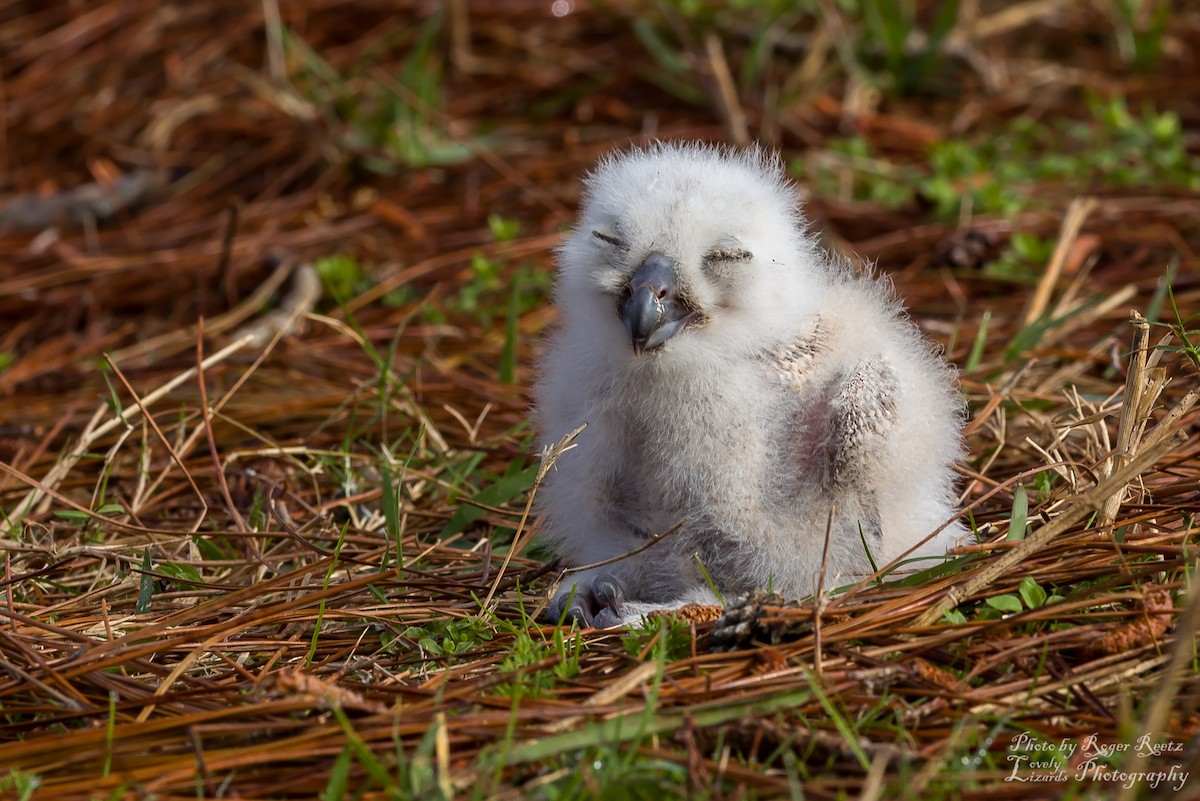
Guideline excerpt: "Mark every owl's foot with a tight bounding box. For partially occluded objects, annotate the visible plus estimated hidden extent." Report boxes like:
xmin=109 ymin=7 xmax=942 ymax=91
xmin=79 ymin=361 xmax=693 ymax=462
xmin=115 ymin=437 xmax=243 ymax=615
xmin=547 ymin=573 xmax=627 ymax=629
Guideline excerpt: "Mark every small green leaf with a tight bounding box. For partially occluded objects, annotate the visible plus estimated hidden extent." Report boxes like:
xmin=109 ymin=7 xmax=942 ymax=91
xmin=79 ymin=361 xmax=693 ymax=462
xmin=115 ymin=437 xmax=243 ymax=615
xmin=943 ymin=608 xmax=968 ymax=624
xmin=487 ymin=213 xmax=521 ymax=242
xmin=1033 ymin=469 xmax=1055 ymax=500
xmin=985 ymin=594 xmax=1023 ymax=614
xmin=315 ymin=254 xmax=367 ymax=302
xmin=156 ymin=561 xmax=203 ymax=585
xmin=192 ymin=535 xmax=232 ymax=561
xmin=1018 ymin=576 xmax=1047 ymax=609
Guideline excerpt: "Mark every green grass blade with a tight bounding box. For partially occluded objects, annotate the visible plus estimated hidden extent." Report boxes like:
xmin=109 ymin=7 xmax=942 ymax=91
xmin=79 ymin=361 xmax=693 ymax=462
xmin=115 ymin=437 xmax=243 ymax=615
xmin=134 ymin=550 xmax=154 ymax=614
xmin=966 ymin=309 xmax=992 ymax=371
xmin=1008 ymin=485 xmax=1029 ymax=541
xmin=440 ymin=463 xmax=538 ymax=538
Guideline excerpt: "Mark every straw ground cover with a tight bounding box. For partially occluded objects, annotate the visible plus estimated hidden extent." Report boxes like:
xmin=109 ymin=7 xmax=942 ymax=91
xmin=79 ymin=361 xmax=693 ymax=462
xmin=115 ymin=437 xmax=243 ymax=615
xmin=1 ymin=2 xmax=1198 ymax=798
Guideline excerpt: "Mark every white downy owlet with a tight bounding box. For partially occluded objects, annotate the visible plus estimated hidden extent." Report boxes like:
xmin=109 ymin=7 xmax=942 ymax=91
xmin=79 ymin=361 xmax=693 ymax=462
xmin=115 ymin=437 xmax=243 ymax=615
xmin=534 ymin=142 xmax=965 ymax=627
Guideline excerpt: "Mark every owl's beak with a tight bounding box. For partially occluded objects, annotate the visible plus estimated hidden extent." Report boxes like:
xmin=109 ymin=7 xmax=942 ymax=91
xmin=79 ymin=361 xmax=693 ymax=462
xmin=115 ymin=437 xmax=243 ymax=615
xmin=621 ymin=252 xmax=693 ymax=355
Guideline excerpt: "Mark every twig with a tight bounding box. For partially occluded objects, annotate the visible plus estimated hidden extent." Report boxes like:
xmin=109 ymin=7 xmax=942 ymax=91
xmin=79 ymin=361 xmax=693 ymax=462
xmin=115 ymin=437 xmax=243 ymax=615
xmin=1099 ymin=312 xmax=1153 ymax=527
xmin=560 ymin=520 xmax=689 ymax=576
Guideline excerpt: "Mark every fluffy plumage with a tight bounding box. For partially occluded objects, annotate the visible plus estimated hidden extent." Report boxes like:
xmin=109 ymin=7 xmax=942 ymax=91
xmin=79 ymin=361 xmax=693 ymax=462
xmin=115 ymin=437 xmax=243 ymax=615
xmin=535 ymin=142 xmax=965 ymax=627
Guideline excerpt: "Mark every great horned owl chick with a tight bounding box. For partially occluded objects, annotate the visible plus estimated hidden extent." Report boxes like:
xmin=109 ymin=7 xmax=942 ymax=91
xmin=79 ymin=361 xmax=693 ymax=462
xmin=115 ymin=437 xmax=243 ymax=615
xmin=535 ymin=143 xmax=965 ymax=627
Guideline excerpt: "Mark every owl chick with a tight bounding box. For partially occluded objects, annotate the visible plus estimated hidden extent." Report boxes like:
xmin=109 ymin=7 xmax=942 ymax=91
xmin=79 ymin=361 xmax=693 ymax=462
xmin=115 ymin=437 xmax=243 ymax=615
xmin=535 ymin=142 xmax=965 ymax=627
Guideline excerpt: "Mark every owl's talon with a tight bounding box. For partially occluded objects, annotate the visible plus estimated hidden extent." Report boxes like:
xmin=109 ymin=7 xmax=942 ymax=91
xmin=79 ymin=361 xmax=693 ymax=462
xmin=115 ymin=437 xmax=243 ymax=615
xmin=591 ymin=606 xmax=623 ymax=629
xmin=592 ymin=574 xmax=625 ymax=616
xmin=565 ymin=601 xmax=593 ymax=627
xmin=548 ymin=573 xmax=629 ymax=628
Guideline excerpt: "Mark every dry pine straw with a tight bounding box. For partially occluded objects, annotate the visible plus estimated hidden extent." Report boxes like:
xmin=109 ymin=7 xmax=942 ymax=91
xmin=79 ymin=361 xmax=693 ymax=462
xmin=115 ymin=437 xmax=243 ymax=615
xmin=1 ymin=339 xmax=1197 ymax=798
xmin=1 ymin=1 xmax=1199 ymax=798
